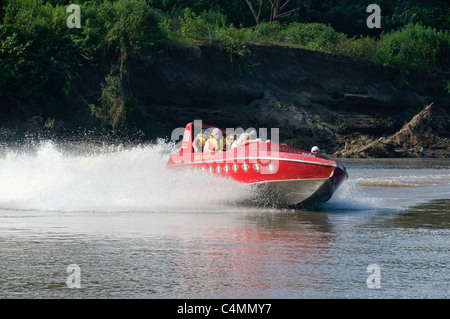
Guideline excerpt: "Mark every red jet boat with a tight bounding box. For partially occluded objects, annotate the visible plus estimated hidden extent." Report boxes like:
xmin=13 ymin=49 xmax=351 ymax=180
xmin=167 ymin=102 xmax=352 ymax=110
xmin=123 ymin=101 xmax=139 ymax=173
xmin=166 ymin=122 xmax=348 ymax=207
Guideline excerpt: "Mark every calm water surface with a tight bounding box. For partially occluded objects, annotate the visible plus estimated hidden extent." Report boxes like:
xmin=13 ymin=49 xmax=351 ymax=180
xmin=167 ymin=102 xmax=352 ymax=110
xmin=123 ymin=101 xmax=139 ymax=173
xmin=0 ymin=143 xmax=449 ymax=298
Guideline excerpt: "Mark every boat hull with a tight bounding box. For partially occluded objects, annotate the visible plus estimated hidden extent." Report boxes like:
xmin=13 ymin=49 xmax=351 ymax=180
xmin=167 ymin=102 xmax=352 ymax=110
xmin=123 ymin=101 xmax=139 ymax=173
xmin=249 ymin=162 xmax=347 ymax=206
xmin=167 ymin=142 xmax=348 ymax=206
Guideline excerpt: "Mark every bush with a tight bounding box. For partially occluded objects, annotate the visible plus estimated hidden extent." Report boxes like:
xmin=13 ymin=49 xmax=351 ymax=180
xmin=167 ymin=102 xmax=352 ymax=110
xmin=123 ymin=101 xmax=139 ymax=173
xmin=378 ymin=23 xmax=450 ymax=71
xmin=90 ymin=0 xmax=169 ymax=133
xmin=98 ymin=0 xmax=167 ymax=60
xmin=334 ymin=35 xmax=381 ymax=60
xmin=3 ymin=0 xmax=57 ymax=36
xmin=215 ymin=24 xmax=252 ymax=59
xmin=251 ymin=21 xmax=284 ymax=44
xmin=90 ymin=74 xmax=126 ymax=135
xmin=247 ymin=21 xmax=449 ymax=72
xmin=1 ymin=0 xmax=80 ymax=119
xmin=281 ymin=23 xmax=346 ymax=51
xmin=174 ymin=8 xmax=251 ymax=60
xmin=178 ymin=8 xmax=227 ymax=43
xmin=0 ymin=0 xmax=169 ymax=131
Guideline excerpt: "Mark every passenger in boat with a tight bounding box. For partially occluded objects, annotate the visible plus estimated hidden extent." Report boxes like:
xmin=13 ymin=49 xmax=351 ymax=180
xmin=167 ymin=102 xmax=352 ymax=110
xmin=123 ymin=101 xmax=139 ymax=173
xmin=311 ymin=146 xmax=320 ymax=154
xmin=230 ymin=135 xmax=241 ymax=149
xmin=225 ymin=133 xmax=237 ymax=150
xmin=249 ymin=130 xmax=260 ymax=142
xmin=193 ymin=129 xmax=211 ymax=153
xmin=204 ymin=128 xmax=226 ymax=153
xmin=311 ymin=146 xmax=331 ymax=159
xmin=232 ymin=132 xmax=270 ymax=149
xmin=249 ymin=130 xmax=271 ymax=144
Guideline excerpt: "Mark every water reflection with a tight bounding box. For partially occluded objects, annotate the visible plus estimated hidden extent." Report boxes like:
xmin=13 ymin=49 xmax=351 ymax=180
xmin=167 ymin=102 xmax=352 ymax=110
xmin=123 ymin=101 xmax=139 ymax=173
xmin=1 ymin=201 xmax=449 ymax=298
xmin=386 ymin=199 xmax=450 ymax=229
xmin=1 ymin=145 xmax=449 ymax=298
xmin=169 ymin=199 xmax=450 ymax=298
xmin=339 ymin=158 xmax=450 ymax=169
xmin=172 ymin=212 xmax=336 ymax=298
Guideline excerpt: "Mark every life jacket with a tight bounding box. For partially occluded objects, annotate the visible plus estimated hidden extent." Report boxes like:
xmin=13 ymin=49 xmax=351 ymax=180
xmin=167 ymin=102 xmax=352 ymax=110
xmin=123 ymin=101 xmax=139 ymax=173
xmin=207 ymin=136 xmax=226 ymax=152
xmin=197 ymin=134 xmax=207 ymax=146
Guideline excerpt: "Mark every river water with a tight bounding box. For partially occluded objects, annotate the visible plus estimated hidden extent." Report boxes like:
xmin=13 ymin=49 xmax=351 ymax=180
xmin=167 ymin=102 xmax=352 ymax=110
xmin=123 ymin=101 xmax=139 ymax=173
xmin=0 ymin=141 xmax=448 ymax=299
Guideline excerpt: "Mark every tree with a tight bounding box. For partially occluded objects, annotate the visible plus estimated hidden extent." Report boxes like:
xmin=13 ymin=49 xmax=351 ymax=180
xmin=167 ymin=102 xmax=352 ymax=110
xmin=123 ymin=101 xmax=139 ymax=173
xmin=268 ymin=0 xmax=300 ymax=22
xmin=244 ymin=0 xmax=300 ymax=25
xmin=88 ymin=0 xmax=168 ymax=134
xmin=245 ymin=0 xmax=263 ymax=24
xmin=98 ymin=0 xmax=166 ymax=86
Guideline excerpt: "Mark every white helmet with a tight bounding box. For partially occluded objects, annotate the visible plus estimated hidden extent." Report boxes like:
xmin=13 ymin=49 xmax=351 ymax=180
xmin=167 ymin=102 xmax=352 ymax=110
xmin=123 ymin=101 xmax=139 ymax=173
xmin=311 ymin=146 xmax=320 ymax=153
xmin=212 ymin=128 xmax=222 ymax=136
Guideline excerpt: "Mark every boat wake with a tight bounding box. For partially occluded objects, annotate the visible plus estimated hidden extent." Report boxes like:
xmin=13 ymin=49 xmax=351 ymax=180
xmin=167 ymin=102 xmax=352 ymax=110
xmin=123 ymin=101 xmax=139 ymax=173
xmin=321 ymin=169 xmax=450 ymax=212
xmin=0 ymin=140 xmax=252 ymax=213
xmin=2 ymin=140 xmax=445 ymax=213
xmin=316 ymin=179 xmax=384 ymax=211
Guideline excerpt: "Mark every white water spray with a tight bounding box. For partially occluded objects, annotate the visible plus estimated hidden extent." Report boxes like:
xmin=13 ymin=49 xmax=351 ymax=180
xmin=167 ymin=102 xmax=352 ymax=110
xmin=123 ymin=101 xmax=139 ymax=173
xmin=3 ymin=140 xmax=442 ymax=213
xmin=0 ymin=140 xmax=252 ymax=212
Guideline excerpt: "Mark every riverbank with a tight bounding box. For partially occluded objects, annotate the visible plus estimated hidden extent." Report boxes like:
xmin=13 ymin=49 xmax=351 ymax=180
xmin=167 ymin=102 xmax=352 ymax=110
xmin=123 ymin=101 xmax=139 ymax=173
xmin=1 ymin=43 xmax=449 ymax=158
xmin=141 ymin=43 xmax=449 ymax=158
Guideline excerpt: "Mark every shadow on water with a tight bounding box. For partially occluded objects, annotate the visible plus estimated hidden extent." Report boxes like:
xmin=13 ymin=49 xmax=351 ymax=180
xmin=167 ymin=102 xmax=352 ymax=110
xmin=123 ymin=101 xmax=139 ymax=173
xmin=317 ymin=197 xmax=450 ymax=230
xmin=384 ymin=198 xmax=450 ymax=229
xmin=234 ymin=196 xmax=450 ymax=238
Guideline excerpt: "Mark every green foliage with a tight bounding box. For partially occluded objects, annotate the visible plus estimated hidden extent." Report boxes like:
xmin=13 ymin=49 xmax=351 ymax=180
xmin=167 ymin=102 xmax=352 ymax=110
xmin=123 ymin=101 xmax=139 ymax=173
xmin=251 ymin=21 xmax=349 ymax=52
xmin=89 ymin=0 xmax=168 ymax=134
xmin=249 ymin=21 xmax=450 ymax=72
xmin=98 ymin=0 xmax=167 ymax=58
xmin=90 ymin=73 xmax=157 ymax=136
xmin=0 ymin=0 xmax=169 ymax=134
xmin=1 ymin=0 xmax=80 ymax=118
xmin=337 ymin=122 xmax=348 ymax=134
xmin=252 ymin=21 xmax=285 ymax=43
xmin=1 ymin=0 xmax=449 ymax=137
xmin=178 ymin=8 xmax=227 ymax=43
xmin=215 ymin=24 xmax=252 ymax=59
xmin=90 ymin=74 xmax=126 ymax=135
xmin=3 ymin=0 xmax=59 ymax=36
xmin=282 ymin=22 xmax=346 ymax=51
xmin=148 ymin=0 xmax=254 ymax=28
xmin=334 ymin=35 xmax=380 ymax=59
xmin=378 ymin=23 xmax=450 ymax=70
xmin=392 ymin=68 xmax=410 ymax=90
xmin=175 ymin=8 xmax=252 ymax=63
xmin=381 ymin=0 xmax=450 ymax=34
xmin=301 ymin=0 xmax=449 ymax=37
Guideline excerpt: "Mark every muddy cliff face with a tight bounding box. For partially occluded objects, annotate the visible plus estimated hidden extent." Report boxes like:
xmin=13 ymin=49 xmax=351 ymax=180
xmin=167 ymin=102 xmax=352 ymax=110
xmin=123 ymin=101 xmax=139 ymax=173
xmin=130 ymin=44 xmax=449 ymax=157
xmin=75 ymin=44 xmax=450 ymax=157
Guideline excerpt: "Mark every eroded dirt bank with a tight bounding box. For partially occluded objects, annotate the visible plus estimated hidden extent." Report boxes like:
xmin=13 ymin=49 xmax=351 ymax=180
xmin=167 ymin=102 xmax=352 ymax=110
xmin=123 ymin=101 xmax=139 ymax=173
xmin=131 ymin=44 xmax=449 ymax=157
xmin=5 ymin=43 xmax=450 ymax=157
